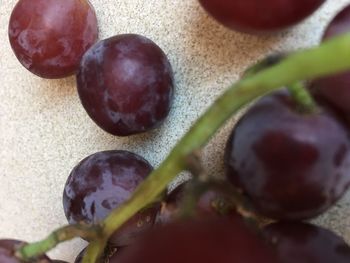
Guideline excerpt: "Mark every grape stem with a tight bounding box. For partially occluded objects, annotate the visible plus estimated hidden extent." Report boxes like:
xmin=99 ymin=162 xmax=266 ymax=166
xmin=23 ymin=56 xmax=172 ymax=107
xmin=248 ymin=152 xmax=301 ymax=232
xmin=288 ymin=82 xmax=318 ymax=113
xmin=83 ymin=33 xmax=350 ymax=263
xmin=14 ymin=34 xmax=350 ymax=263
xmin=178 ymin=178 xmax=206 ymax=219
xmin=185 ymin=150 xmax=206 ymax=179
xmin=243 ymin=52 xmax=287 ymax=77
xmin=15 ymin=224 xmax=103 ymax=261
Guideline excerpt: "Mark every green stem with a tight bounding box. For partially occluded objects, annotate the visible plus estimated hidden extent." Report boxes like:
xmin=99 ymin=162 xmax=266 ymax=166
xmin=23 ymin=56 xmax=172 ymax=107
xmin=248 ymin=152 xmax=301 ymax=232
xmin=288 ymin=82 xmax=318 ymax=112
xmin=178 ymin=179 xmax=205 ymax=219
xmin=16 ymin=224 xmax=103 ymax=261
xmin=184 ymin=151 xmax=205 ymax=179
xmin=82 ymin=239 xmax=107 ymax=263
xmin=100 ymin=34 xmax=350 ymax=242
xmin=244 ymin=53 xmax=287 ymax=77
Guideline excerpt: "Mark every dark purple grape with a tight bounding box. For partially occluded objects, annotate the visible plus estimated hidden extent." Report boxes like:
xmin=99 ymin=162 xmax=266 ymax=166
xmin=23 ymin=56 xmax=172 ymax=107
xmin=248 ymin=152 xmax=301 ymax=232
xmin=8 ymin=0 xmax=98 ymax=79
xmin=311 ymin=4 xmax=350 ymax=118
xmin=117 ymin=217 xmax=279 ymax=263
xmin=198 ymin=0 xmax=325 ymax=34
xmin=0 ymin=239 xmax=51 ymax=263
xmin=76 ymin=34 xmax=174 ymax=136
xmin=0 ymin=240 xmax=24 ymax=263
xmin=264 ymin=222 xmax=350 ymax=263
xmin=63 ymin=150 xmax=159 ymax=246
xmin=224 ymin=89 xmax=350 ymax=220
xmin=157 ymin=181 xmax=235 ymax=224
xmin=51 ymin=261 xmax=68 ymax=263
xmin=75 ymin=247 xmax=123 ymax=263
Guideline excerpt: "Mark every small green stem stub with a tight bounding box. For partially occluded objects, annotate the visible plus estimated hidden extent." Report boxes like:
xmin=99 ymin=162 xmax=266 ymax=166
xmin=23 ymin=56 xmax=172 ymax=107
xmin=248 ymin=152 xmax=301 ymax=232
xmin=288 ymin=82 xmax=318 ymax=113
xmin=16 ymin=224 xmax=103 ymax=262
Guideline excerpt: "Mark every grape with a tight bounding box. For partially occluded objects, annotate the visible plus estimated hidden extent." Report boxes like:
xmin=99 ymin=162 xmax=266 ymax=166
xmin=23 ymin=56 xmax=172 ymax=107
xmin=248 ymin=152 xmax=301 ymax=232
xmin=0 ymin=240 xmax=24 ymax=263
xmin=76 ymin=34 xmax=174 ymax=136
xmin=198 ymin=0 xmax=325 ymax=34
xmin=51 ymin=261 xmax=68 ymax=263
xmin=157 ymin=181 xmax=235 ymax=224
xmin=264 ymin=222 xmax=350 ymax=263
xmin=224 ymin=89 xmax=350 ymax=220
xmin=8 ymin=0 xmax=98 ymax=79
xmin=63 ymin=150 xmax=159 ymax=246
xmin=157 ymin=182 xmax=190 ymax=223
xmin=310 ymin=4 xmax=350 ymax=118
xmin=0 ymin=239 xmax=51 ymax=263
xmin=117 ymin=217 xmax=279 ymax=263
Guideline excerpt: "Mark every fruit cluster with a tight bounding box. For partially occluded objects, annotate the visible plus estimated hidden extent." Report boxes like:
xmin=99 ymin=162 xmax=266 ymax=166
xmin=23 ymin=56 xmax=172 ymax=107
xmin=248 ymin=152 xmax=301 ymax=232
xmin=3 ymin=0 xmax=350 ymax=262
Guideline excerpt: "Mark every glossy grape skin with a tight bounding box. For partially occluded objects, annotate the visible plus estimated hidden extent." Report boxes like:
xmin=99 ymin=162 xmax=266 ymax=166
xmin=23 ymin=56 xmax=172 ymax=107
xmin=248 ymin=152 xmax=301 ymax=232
xmin=77 ymin=34 xmax=174 ymax=136
xmin=157 ymin=181 xmax=235 ymax=224
xmin=198 ymin=0 xmax=325 ymax=34
xmin=224 ymin=90 xmax=350 ymax=220
xmin=8 ymin=0 xmax=98 ymax=79
xmin=117 ymin=217 xmax=279 ymax=263
xmin=264 ymin=222 xmax=350 ymax=263
xmin=63 ymin=150 xmax=159 ymax=246
xmin=311 ymin=4 xmax=350 ymax=118
xmin=0 ymin=239 xmax=51 ymax=263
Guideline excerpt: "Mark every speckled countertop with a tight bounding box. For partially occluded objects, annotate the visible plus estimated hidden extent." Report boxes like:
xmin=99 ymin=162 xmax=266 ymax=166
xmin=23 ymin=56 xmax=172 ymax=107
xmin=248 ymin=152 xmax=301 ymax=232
xmin=1 ymin=0 xmax=350 ymax=261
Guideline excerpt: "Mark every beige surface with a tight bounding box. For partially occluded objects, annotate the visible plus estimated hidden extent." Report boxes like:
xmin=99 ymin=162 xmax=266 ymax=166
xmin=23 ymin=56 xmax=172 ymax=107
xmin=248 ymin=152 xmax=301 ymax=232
xmin=1 ymin=0 xmax=350 ymax=261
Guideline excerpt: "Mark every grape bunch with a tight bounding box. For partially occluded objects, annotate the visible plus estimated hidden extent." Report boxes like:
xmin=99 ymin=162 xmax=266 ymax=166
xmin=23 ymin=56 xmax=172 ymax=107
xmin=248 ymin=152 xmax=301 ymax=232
xmin=3 ymin=0 xmax=350 ymax=263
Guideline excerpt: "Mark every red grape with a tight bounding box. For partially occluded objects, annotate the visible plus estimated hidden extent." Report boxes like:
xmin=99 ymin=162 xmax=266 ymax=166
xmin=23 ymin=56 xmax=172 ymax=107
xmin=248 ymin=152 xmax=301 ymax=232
xmin=311 ymin=4 xmax=350 ymax=118
xmin=117 ymin=217 xmax=279 ymax=263
xmin=264 ymin=222 xmax=350 ymax=263
xmin=8 ymin=0 xmax=98 ymax=79
xmin=198 ymin=0 xmax=325 ymax=34
xmin=63 ymin=150 xmax=159 ymax=246
xmin=224 ymin=89 xmax=350 ymax=220
xmin=0 ymin=240 xmax=24 ymax=263
xmin=0 ymin=239 xmax=51 ymax=263
xmin=77 ymin=34 xmax=174 ymax=136
xmin=157 ymin=181 xmax=235 ymax=224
